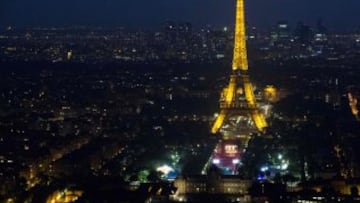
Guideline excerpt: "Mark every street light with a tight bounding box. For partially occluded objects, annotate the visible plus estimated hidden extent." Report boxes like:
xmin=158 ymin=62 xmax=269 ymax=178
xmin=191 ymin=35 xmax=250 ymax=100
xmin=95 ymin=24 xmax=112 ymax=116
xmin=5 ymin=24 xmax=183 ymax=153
xmin=213 ymin=159 xmax=220 ymax=164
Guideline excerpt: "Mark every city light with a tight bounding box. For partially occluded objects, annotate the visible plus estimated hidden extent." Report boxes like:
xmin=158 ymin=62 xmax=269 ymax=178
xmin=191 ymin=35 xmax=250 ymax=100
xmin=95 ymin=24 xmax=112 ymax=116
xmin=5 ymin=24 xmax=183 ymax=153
xmin=213 ymin=159 xmax=220 ymax=164
xmin=281 ymin=162 xmax=289 ymax=170
xmin=260 ymin=166 xmax=269 ymax=172
xmin=156 ymin=165 xmax=174 ymax=176
xmin=232 ymin=159 xmax=240 ymax=164
xmin=225 ymin=144 xmax=238 ymax=155
xmin=1 ymin=0 xmax=360 ymax=201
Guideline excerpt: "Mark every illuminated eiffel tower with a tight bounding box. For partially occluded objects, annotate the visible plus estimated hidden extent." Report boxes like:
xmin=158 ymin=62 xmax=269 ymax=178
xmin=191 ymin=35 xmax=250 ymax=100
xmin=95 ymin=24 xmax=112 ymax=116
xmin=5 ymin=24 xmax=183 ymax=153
xmin=211 ymin=0 xmax=266 ymax=152
xmin=208 ymin=0 xmax=267 ymax=174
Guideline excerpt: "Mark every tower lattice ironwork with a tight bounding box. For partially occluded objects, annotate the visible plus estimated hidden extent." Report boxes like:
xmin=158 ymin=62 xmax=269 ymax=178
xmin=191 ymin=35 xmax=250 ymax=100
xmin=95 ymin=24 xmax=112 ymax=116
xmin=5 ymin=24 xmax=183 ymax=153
xmin=211 ymin=0 xmax=267 ymax=140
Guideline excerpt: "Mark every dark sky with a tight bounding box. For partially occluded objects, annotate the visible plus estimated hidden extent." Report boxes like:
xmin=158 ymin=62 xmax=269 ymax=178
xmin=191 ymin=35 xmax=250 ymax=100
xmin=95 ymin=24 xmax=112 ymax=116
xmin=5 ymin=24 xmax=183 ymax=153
xmin=0 ymin=0 xmax=359 ymax=30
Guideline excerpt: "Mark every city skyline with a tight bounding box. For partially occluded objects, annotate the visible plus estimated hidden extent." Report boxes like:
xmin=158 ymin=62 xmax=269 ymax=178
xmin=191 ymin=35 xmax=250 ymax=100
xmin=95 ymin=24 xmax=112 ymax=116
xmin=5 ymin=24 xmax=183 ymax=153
xmin=1 ymin=0 xmax=360 ymax=30
xmin=2 ymin=0 xmax=360 ymax=201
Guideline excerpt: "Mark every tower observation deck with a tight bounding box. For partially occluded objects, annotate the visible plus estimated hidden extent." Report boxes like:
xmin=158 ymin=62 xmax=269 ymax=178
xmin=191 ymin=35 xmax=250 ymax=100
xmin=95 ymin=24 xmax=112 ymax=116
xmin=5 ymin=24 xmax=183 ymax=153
xmin=209 ymin=0 xmax=267 ymax=174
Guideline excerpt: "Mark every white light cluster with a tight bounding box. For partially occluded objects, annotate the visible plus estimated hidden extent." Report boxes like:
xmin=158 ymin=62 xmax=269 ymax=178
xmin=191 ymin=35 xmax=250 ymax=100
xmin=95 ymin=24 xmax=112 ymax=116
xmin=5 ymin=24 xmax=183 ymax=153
xmin=212 ymin=159 xmax=220 ymax=164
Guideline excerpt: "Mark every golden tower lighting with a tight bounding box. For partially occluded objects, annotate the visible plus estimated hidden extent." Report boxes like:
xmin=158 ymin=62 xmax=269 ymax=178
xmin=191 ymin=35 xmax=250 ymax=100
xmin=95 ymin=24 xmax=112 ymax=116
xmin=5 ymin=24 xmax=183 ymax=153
xmin=211 ymin=0 xmax=267 ymax=135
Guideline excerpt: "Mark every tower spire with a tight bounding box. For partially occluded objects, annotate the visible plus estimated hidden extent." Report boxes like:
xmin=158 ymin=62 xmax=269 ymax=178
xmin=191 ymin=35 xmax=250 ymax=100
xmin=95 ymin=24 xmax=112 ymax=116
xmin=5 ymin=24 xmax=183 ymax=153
xmin=232 ymin=0 xmax=248 ymax=71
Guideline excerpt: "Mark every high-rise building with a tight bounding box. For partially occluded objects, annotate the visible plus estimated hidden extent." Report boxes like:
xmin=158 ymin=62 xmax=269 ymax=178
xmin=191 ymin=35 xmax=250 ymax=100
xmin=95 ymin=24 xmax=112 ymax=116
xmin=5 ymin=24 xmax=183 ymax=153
xmin=271 ymin=21 xmax=291 ymax=44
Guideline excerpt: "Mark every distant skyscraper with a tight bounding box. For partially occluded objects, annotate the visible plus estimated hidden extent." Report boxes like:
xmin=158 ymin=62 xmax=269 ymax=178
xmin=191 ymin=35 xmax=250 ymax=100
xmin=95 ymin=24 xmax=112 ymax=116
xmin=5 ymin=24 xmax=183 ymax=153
xmin=314 ymin=19 xmax=328 ymax=43
xmin=316 ymin=18 xmax=328 ymax=35
xmin=271 ymin=21 xmax=291 ymax=44
xmin=294 ymin=22 xmax=313 ymax=44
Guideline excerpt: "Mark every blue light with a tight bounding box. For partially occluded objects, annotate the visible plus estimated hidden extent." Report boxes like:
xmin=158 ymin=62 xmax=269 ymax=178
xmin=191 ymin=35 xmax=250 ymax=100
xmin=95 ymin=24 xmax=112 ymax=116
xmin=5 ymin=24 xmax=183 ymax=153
xmin=257 ymin=174 xmax=266 ymax=181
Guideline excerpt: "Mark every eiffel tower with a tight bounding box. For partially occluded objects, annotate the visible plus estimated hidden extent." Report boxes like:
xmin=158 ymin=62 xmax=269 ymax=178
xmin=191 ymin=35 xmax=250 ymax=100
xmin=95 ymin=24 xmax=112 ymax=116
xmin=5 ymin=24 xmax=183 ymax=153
xmin=208 ymin=0 xmax=267 ymax=175
xmin=211 ymin=0 xmax=267 ymax=140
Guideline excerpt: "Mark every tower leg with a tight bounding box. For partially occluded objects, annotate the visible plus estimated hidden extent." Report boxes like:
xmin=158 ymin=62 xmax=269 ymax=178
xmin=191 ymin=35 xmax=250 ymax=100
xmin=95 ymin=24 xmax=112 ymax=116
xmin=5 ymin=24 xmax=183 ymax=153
xmin=212 ymin=110 xmax=226 ymax=134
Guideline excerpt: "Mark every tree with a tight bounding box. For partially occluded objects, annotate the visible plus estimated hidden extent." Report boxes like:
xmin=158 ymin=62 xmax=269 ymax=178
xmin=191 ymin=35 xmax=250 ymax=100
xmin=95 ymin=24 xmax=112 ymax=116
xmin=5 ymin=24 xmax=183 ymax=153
xmin=147 ymin=170 xmax=162 ymax=182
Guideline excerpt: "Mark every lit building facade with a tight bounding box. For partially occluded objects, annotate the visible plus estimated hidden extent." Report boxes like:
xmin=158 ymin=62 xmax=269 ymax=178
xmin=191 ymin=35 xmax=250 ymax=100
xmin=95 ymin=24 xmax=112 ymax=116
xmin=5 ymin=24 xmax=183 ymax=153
xmin=211 ymin=140 xmax=242 ymax=174
xmin=173 ymin=171 xmax=252 ymax=202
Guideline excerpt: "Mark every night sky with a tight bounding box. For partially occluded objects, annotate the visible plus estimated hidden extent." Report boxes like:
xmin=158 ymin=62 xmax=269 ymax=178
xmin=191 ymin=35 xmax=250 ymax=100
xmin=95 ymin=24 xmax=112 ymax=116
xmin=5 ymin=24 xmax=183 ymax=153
xmin=0 ymin=0 xmax=359 ymax=30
